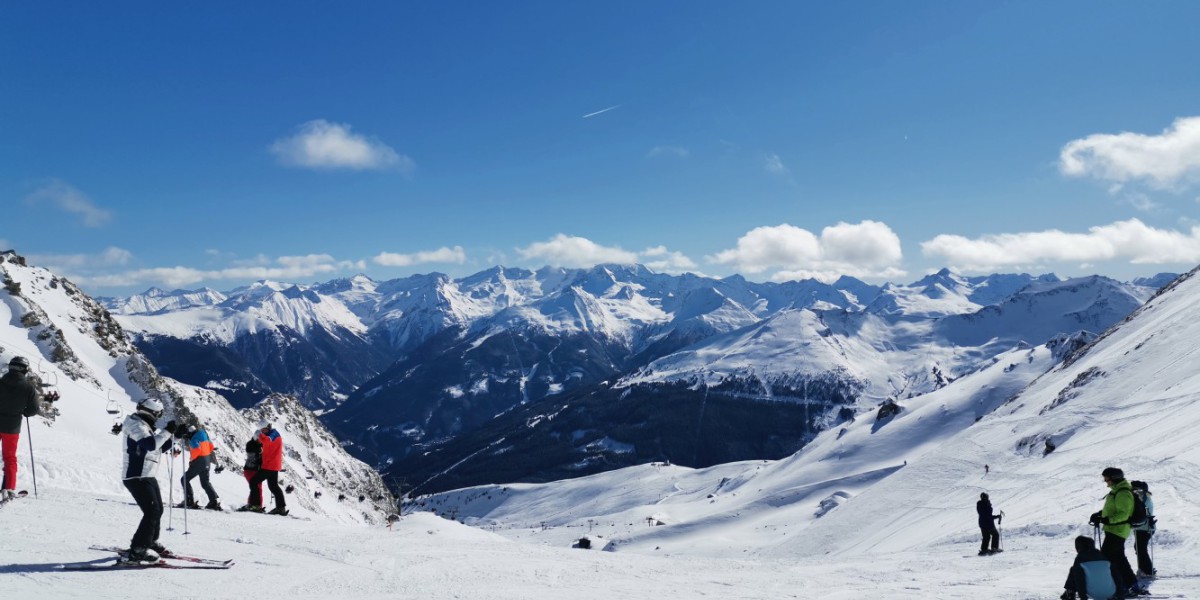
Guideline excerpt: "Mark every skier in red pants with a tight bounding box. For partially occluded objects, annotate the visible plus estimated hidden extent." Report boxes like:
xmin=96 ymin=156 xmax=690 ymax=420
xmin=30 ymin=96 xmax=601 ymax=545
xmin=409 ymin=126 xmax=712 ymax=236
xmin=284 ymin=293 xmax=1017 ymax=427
xmin=241 ymin=437 xmax=263 ymax=510
xmin=0 ymin=357 xmax=42 ymax=503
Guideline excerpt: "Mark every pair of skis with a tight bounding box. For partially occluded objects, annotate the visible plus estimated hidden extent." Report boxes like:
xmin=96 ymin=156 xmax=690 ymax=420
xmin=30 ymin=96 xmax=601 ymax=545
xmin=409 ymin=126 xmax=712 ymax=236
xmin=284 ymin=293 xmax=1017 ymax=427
xmin=58 ymin=545 xmax=234 ymax=571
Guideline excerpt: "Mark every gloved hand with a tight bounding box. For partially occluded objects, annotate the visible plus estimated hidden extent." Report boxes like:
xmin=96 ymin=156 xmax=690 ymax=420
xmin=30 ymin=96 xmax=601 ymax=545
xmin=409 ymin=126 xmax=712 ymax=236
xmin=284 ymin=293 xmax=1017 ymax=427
xmin=996 ymin=514 xmax=1003 ymax=524
xmin=1089 ymin=511 xmax=1103 ymax=526
xmin=164 ymin=420 xmax=178 ymax=434
xmin=174 ymin=426 xmax=190 ymax=439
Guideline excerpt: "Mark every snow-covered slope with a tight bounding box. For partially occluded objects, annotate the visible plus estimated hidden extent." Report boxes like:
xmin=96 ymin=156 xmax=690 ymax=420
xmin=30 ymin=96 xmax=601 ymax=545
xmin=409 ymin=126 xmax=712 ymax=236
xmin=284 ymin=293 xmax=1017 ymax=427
xmin=0 ymin=251 xmax=390 ymax=524
xmin=408 ymin=266 xmax=1200 ymax=596
xmin=623 ymin=275 xmax=1148 ymax=406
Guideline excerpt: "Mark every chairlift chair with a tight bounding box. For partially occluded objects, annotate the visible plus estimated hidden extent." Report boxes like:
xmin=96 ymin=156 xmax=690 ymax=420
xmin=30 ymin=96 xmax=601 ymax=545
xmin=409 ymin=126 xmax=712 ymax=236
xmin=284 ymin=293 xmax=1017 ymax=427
xmin=105 ymin=390 xmax=121 ymax=415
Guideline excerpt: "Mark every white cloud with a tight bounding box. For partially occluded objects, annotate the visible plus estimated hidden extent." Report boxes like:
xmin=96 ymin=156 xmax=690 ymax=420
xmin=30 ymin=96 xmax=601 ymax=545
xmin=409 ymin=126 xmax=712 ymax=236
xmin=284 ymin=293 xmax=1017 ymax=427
xmin=25 ymin=180 xmax=112 ymax=227
xmin=640 ymin=246 xmax=698 ymax=273
xmin=921 ymin=218 xmax=1200 ymax=272
xmin=771 ymin=266 xmax=909 ymax=284
xmin=270 ymin=120 xmax=414 ymax=172
xmin=372 ymin=246 xmax=467 ymax=267
xmin=1124 ymin=192 xmax=1159 ymax=212
xmin=764 ymin=153 xmax=789 ymax=176
xmin=647 ymin=146 xmax=689 ymax=159
xmin=708 ymin=221 xmax=904 ymax=281
xmin=1060 ymin=116 xmax=1200 ymax=189
xmin=516 ymin=236 xmax=700 ymax=272
xmin=72 ymin=253 xmax=363 ymax=288
xmin=517 ymin=235 xmax=639 ymax=268
xmin=28 ymin=247 xmax=133 ymax=270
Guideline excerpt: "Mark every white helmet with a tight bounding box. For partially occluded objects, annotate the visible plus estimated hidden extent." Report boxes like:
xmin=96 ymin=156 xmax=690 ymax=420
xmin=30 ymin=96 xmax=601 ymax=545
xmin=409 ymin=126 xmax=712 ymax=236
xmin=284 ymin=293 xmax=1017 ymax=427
xmin=257 ymin=419 xmax=272 ymax=430
xmin=137 ymin=398 xmax=164 ymax=418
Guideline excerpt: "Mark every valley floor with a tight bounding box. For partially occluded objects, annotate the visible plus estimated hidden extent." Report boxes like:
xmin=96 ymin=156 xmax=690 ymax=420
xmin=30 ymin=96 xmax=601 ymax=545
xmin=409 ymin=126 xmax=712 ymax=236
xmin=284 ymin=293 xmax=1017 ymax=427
xmin=1 ymin=486 xmax=1195 ymax=599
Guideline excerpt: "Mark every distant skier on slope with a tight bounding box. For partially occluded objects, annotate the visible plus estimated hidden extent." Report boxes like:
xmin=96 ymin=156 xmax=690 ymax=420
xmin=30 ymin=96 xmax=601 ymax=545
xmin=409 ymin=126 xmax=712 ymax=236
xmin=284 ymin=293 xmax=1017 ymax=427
xmin=177 ymin=423 xmax=221 ymax=510
xmin=244 ymin=420 xmax=287 ymax=515
xmin=1060 ymin=535 xmax=1117 ymax=600
xmin=0 ymin=356 xmax=41 ymax=503
xmin=976 ymin=492 xmax=1002 ymax=555
xmin=1089 ymin=467 xmax=1147 ymax=597
xmin=120 ymin=398 xmax=177 ymax=562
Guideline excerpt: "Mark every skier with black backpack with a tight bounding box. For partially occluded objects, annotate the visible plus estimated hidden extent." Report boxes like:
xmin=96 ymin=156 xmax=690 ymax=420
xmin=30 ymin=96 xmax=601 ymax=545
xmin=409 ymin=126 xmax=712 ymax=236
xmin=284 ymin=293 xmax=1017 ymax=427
xmin=1089 ymin=467 xmax=1149 ymax=597
xmin=1130 ymin=481 xmax=1156 ymax=579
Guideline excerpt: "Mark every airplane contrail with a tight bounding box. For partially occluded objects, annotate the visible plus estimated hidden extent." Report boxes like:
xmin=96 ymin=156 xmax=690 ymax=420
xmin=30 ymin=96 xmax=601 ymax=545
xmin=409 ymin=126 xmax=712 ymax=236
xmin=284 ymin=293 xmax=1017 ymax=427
xmin=582 ymin=105 xmax=621 ymax=119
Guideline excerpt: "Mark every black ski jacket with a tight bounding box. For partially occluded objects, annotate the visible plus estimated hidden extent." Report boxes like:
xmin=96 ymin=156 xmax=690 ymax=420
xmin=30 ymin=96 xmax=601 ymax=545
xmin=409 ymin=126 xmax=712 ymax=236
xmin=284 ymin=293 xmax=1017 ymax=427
xmin=977 ymin=499 xmax=999 ymax=528
xmin=0 ymin=370 xmax=40 ymax=434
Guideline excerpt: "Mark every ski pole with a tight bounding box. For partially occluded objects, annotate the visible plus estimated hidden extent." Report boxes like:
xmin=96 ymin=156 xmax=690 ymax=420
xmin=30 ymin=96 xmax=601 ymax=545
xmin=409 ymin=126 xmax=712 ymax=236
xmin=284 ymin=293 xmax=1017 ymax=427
xmin=24 ymin=416 xmax=37 ymax=499
xmin=168 ymin=459 xmax=176 ymax=529
xmin=998 ymin=511 xmax=1004 ymax=551
xmin=182 ymin=450 xmax=190 ymax=535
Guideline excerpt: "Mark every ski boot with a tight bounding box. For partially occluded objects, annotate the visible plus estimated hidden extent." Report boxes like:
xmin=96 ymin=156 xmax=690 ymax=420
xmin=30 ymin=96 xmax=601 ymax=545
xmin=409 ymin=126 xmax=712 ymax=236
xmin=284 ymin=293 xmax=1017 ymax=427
xmin=268 ymin=506 xmax=289 ymax=516
xmin=123 ymin=546 xmax=160 ymax=563
xmin=205 ymin=499 xmax=223 ymax=511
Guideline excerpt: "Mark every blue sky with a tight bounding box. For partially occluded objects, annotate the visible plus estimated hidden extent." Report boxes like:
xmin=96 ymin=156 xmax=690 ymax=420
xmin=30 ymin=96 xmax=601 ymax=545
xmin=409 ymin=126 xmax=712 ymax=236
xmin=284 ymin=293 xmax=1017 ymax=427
xmin=3 ymin=2 xmax=1200 ymax=294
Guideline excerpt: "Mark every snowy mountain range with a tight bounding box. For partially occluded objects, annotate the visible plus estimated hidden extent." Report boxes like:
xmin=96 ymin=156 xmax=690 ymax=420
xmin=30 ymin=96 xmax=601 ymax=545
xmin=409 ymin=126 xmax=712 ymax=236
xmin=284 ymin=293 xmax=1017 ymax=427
xmin=102 ymin=264 xmax=1171 ymax=492
xmin=391 ymin=262 xmax=1200 ymax=599
xmin=3 ymin=251 xmax=1199 ymax=598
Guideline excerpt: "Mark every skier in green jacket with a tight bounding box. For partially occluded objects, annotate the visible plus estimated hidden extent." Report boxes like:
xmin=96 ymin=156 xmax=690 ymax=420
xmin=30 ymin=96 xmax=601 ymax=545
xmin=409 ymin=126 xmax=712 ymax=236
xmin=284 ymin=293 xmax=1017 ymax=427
xmin=1089 ymin=467 xmax=1145 ymax=597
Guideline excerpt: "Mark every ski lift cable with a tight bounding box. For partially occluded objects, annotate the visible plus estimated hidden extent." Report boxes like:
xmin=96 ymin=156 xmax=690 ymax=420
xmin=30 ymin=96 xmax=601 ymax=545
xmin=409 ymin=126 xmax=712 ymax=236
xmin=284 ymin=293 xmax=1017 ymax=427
xmin=0 ymin=335 xmax=132 ymax=412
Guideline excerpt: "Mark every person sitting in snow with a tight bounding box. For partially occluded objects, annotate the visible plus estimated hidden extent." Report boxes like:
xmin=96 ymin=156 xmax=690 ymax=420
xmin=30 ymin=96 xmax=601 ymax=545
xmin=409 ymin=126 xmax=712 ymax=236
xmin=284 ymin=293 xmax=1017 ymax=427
xmin=1061 ymin=535 xmax=1117 ymax=600
xmin=120 ymin=398 xmax=177 ymax=562
xmin=976 ymin=492 xmax=1002 ymax=555
xmin=177 ymin=422 xmax=221 ymax=510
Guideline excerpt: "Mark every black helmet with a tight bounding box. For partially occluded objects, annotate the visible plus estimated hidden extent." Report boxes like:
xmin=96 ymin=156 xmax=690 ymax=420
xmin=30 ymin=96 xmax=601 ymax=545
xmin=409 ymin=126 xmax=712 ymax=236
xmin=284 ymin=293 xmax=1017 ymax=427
xmin=8 ymin=356 xmax=30 ymax=372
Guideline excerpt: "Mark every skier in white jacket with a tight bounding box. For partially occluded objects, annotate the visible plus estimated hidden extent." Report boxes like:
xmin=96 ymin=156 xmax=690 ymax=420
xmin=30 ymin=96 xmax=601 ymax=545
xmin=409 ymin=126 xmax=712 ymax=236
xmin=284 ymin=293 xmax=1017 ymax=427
xmin=121 ymin=398 xmax=177 ymax=562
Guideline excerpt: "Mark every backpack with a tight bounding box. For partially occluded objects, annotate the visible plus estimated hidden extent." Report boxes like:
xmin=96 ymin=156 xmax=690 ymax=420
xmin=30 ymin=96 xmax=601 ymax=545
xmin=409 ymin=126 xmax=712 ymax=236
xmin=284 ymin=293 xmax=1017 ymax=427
xmin=1116 ymin=487 xmax=1148 ymax=527
xmin=1131 ymin=481 xmax=1158 ymax=530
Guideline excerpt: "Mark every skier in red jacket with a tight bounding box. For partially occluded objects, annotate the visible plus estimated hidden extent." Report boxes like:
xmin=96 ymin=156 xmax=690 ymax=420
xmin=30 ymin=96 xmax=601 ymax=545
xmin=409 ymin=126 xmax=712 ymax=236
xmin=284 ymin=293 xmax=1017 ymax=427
xmin=243 ymin=420 xmax=287 ymax=515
